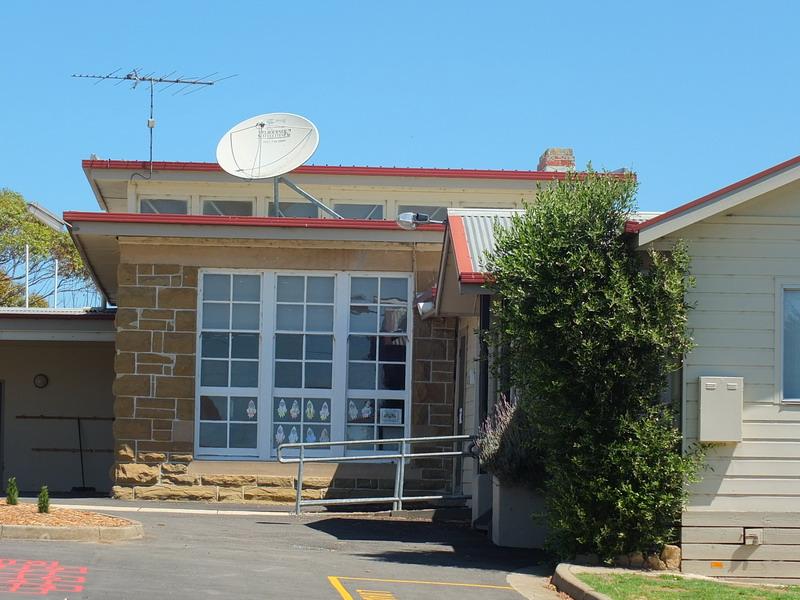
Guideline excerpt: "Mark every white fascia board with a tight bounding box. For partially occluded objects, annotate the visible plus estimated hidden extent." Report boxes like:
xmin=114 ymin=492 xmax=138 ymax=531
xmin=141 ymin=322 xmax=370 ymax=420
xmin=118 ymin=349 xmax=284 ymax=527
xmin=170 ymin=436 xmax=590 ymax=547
xmin=83 ymin=166 xmax=110 ymax=211
xmin=637 ymin=162 xmax=800 ymax=246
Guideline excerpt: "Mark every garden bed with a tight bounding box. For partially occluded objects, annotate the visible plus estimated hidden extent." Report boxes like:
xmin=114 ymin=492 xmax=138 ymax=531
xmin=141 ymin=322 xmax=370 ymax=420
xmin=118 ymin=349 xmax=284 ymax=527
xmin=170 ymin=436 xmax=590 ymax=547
xmin=0 ymin=500 xmax=132 ymax=528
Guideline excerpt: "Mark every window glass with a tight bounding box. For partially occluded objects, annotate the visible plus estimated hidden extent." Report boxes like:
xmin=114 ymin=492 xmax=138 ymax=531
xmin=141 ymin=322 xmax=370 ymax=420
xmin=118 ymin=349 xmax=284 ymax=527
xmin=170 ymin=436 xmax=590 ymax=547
xmin=334 ymin=204 xmax=384 ymax=220
xmin=202 ymin=199 xmax=253 ymax=216
xmin=785 ymin=290 xmax=800 ymax=399
xmin=140 ymin=198 xmax=188 ymax=214
xmin=397 ymin=204 xmax=448 ymax=222
xmin=269 ymin=202 xmax=318 ymax=218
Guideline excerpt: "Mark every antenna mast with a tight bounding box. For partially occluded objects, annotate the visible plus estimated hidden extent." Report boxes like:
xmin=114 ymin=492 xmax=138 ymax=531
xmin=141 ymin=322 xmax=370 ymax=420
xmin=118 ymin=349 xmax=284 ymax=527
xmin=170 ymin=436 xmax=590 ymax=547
xmin=73 ymin=69 xmax=235 ymax=176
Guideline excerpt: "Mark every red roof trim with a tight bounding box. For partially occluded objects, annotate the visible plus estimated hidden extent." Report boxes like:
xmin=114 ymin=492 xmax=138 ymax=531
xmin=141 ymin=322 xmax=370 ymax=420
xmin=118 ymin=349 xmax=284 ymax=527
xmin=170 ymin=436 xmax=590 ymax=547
xmin=631 ymin=154 xmax=800 ymax=233
xmin=447 ymin=215 xmax=488 ymax=284
xmin=63 ymin=211 xmax=446 ymax=232
xmin=82 ymin=159 xmax=599 ymax=182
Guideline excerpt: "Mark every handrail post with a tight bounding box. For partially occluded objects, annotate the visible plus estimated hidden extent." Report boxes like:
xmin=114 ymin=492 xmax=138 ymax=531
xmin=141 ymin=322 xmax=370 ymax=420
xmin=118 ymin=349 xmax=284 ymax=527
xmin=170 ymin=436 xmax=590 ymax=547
xmin=392 ymin=450 xmax=402 ymax=512
xmin=397 ymin=440 xmax=407 ymax=511
xmin=295 ymin=445 xmax=305 ymax=515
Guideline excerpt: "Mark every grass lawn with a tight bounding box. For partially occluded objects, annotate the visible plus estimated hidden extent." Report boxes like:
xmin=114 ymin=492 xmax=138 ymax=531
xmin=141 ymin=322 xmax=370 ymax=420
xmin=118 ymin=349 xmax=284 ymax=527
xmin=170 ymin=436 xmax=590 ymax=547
xmin=576 ymin=573 xmax=800 ymax=600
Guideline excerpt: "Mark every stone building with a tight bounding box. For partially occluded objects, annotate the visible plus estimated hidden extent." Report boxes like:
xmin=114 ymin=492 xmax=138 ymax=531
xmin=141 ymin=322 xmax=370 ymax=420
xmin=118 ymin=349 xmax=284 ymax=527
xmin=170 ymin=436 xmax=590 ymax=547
xmin=0 ymin=150 xmax=578 ymax=504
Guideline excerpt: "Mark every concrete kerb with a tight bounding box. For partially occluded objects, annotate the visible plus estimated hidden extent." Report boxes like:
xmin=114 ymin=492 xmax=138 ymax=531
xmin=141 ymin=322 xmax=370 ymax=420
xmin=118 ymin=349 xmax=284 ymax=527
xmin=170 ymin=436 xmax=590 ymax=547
xmin=551 ymin=564 xmax=614 ymax=600
xmin=0 ymin=520 xmax=144 ymax=543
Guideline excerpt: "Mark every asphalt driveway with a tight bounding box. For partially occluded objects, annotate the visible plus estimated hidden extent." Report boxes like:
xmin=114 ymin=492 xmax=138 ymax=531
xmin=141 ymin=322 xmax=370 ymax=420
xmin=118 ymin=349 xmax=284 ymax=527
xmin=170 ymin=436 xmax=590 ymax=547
xmin=0 ymin=504 xmax=545 ymax=599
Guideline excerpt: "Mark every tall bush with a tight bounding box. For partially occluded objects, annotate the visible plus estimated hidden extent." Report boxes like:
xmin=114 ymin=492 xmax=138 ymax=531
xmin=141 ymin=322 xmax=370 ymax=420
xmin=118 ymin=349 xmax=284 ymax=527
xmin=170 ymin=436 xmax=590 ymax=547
xmin=6 ymin=477 xmax=18 ymax=505
xmin=485 ymin=170 xmax=704 ymax=560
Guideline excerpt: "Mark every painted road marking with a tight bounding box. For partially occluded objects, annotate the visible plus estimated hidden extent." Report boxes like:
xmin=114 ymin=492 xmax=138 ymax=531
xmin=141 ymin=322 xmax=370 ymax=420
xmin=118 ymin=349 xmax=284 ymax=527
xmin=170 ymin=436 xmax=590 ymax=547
xmin=328 ymin=576 xmax=515 ymax=599
xmin=356 ymin=591 xmax=397 ymax=600
xmin=0 ymin=559 xmax=87 ymax=595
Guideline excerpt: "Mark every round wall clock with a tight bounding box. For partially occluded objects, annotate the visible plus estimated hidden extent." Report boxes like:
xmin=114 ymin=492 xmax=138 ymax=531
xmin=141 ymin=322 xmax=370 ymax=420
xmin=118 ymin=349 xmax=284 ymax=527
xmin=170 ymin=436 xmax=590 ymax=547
xmin=33 ymin=373 xmax=49 ymax=389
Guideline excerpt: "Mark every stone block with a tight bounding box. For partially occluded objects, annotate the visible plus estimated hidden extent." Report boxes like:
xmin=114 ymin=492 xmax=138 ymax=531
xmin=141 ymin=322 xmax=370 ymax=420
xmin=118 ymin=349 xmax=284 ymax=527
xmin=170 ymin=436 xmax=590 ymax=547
xmin=116 ymin=330 xmax=152 ymax=353
xmin=174 ymin=311 xmax=196 ymax=332
xmin=182 ymin=267 xmax=198 ymax=287
xmin=111 ymin=485 xmax=134 ymax=500
xmin=137 ymin=264 xmax=154 ymax=276
xmin=170 ymin=453 xmax=193 ymax=463
xmin=137 ymin=452 xmax=167 ymax=464
xmin=137 ymin=364 xmax=164 ymax=375
xmin=115 ymin=443 xmax=135 ymax=462
xmin=172 ymin=419 xmax=194 ymax=443
xmin=163 ymin=333 xmax=195 ymax=354
xmin=113 ymin=374 xmax=151 ymax=397
xmin=256 ymin=475 xmax=295 ymax=488
xmin=141 ymin=309 xmax=173 ymax=320
xmin=114 ymin=352 xmax=135 ymax=375
xmin=155 ymin=376 xmax=194 ymax=399
xmin=115 ymin=463 xmax=159 ymax=485
xmin=661 ymin=544 xmax=681 ymax=570
xmin=113 ymin=418 xmax=151 ymax=440
xmin=413 ymin=360 xmax=431 ymax=382
xmin=115 ymin=308 xmax=138 ymax=328
xmin=176 ymin=399 xmax=194 ymax=420
xmin=646 ymin=554 xmax=667 ymax=571
xmin=161 ymin=463 xmax=188 ymax=475
xmin=173 ymin=354 xmax=194 ymax=376
xmin=134 ymin=485 xmax=216 ymax=501
xmin=201 ymin=474 xmax=256 ymax=487
xmin=162 ymin=473 xmax=199 ymax=486
xmin=158 ymin=288 xmax=196 ymax=310
xmin=242 ymin=487 xmax=325 ymax=502
xmin=117 ymin=264 xmax=137 ymax=286
xmin=136 ymin=407 xmax=175 ymax=420
xmin=138 ymin=353 xmax=173 ymax=365
xmin=137 ymin=398 xmax=175 ymax=410
xmin=152 ymin=419 xmax=173 ymax=431
xmin=298 ymin=476 xmax=331 ymax=490
xmin=138 ymin=275 xmax=172 ymax=287
xmin=118 ymin=286 xmax=157 ymax=309
xmin=153 ymin=430 xmax=172 ymax=441
xmin=138 ymin=319 xmax=168 ymax=331
xmin=154 ymin=264 xmax=181 ymax=275
xmin=218 ymin=487 xmax=245 ymax=502
xmin=114 ymin=396 xmax=135 ymax=418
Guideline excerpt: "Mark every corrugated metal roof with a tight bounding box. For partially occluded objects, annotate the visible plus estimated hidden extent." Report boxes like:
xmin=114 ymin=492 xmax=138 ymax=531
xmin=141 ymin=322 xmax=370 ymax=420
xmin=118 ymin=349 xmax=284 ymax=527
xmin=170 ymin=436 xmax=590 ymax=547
xmin=447 ymin=208 xmax=522 ymax=272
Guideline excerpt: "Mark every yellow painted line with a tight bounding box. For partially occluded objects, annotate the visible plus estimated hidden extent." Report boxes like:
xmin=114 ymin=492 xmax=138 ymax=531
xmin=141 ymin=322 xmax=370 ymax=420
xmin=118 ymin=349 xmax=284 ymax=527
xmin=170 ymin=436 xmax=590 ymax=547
xmin=328 ymin=576 xmax=355 ymax=600
xmin=356 ymin=591 xmax=397 ymax=600
xmin=335 ymin=576 xmax=514 ymax=590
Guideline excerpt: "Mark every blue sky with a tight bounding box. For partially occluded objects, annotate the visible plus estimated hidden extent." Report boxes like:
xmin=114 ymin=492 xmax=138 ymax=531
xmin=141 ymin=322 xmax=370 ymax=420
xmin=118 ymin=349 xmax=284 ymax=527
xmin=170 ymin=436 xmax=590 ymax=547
xmin=1 ymin=1 xmax=797 ymax=214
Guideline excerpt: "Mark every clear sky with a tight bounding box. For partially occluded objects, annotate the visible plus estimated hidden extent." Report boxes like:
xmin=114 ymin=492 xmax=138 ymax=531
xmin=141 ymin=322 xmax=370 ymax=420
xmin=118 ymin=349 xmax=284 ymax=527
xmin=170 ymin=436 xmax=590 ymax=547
xmin=1 ymin=1 xmax=797 ymax=214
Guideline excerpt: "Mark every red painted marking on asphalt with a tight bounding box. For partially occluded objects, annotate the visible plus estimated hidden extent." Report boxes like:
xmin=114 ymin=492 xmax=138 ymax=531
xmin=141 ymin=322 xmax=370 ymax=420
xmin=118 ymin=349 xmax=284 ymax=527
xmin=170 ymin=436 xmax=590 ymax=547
xmin=0 ymin=559 xmax=87 ymax=595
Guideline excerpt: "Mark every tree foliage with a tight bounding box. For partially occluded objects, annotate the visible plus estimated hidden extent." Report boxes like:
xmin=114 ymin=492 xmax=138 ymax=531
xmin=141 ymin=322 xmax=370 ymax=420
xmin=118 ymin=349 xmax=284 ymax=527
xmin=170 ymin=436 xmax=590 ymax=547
xmin=0 ymin=189 xmax=91 ymax=306
xmin=484 ymin=170 xmax=704 ymax=560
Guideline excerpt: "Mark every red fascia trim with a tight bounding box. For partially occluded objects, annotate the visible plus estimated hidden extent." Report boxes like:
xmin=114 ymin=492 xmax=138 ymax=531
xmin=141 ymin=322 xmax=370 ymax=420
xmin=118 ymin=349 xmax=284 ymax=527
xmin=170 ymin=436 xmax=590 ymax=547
xmin=62 ymin=211 xmax=446 ymax=232
xmin=81 ymin=159 xmax=630 ymax=182
xmin=447 ymin=216 xmax=488 ymax=284
xmin=632 ymin=154 xmax=800 ymax=233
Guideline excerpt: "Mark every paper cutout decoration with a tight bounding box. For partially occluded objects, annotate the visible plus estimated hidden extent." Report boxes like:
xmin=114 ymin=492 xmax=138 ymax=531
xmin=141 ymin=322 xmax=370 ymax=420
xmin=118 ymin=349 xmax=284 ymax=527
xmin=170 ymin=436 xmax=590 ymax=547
xmin=305 ymin=400 xmax=315 ymax=420
xmin=274 ymin=425 xmax=285 ymax=446
xmin=288 ymin=426 xmax=299 ymax=444
xmin=277 ymin=398 xmax=287 ymax=418
xmin=320 ymin=401 xmax=330 ymax=421
xmin=290 ymin=399 xmax=300 ymax=420
xmin=348 ymin=400 xmax=358 ymax=422
xmin=361 ymin=400 xmax=373 ymax=420
xmin=320 ymin=428 xmax=330 ymax=443
xmin=246 ymin=399 xmax=257 ymax=419
xmin=306 ymin=428 xmax=316 ymax=443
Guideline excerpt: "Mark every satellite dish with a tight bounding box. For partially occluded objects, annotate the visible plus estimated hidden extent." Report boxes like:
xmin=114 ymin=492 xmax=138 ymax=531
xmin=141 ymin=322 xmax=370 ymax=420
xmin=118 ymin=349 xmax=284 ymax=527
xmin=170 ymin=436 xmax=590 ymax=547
xmin=216 ymin=113 xmax=319 ymax=179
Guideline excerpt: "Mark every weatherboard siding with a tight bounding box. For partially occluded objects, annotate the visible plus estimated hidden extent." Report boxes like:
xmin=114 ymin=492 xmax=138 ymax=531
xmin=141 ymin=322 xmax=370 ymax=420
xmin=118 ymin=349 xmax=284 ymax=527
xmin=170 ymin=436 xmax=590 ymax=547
xmin=668 ymin=186 xmax=800 ymax=578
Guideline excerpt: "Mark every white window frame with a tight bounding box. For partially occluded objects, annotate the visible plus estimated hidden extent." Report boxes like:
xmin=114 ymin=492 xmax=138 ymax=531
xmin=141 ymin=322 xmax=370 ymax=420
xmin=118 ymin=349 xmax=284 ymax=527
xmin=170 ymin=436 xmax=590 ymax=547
xmin=195 ymin=269 xmax=413 ymax=460
xmin=138 ymin=195 xmax=190 ymax=215
xmin=776 ymin=279 xmax=800 ymax=404
xmin=200 ymin=196 xmax=256 ymax=217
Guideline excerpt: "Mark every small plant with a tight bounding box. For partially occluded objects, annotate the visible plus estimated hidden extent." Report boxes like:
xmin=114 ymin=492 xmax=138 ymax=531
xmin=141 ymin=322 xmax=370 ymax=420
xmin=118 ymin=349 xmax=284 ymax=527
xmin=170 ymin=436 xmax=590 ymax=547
xmin=6 ymin=477 xmax=18 ymax=505
xmin=37 ymin=486 xmax=49 ymax=514
xmin=476 ymin=394 xmax=543 ymax=487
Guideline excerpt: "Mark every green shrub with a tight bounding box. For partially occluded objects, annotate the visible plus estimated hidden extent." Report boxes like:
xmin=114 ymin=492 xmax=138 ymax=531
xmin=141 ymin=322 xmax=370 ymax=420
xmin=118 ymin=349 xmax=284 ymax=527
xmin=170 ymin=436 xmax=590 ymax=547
xmin=6 ymin=477 xmax=18 ymax=505
xmin=485 ymin=170 xmax=705 ymax=560
xmin=37 ymin=486 xmax=49 ymax=514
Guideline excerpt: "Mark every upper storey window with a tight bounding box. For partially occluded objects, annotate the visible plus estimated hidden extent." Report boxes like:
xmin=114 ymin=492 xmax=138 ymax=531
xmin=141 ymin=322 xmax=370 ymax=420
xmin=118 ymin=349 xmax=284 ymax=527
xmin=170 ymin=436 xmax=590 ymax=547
xmin=139 ymin=198 xmax=189 ymax=214
xmin=334 ymin=204 xmax=384 ymax=220
xmin=202 ymin=199 xmax=254 ymax=217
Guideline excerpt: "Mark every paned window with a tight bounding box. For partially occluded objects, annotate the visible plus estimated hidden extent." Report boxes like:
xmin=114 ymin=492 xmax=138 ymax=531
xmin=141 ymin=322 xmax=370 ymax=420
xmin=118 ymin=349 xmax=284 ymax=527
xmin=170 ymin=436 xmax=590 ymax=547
xmin=198 ymin=273 xmax=261 ymax=452
xmin=784 ymin=289 xmax=800 ymax=401
xmin=334 ymin=204 xmax=384 ymax=220
xmin=140 ymin=198 xmax=188 ymax=214
xmin=202 ymin=199 xmax=254 ymax=216
xmin=269 ymin=202 xmax=318 ymax=218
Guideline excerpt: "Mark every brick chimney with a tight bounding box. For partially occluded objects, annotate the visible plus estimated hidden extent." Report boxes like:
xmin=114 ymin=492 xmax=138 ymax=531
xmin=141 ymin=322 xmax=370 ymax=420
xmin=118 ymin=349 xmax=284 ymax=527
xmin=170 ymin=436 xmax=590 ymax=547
xmin=537 ymin=147 xmax=575 ymax=172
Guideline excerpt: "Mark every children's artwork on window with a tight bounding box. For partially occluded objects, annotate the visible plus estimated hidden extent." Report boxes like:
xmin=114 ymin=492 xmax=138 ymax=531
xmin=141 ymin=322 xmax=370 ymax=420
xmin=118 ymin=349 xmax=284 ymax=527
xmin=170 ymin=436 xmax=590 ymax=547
xmin=320 ymin=401 xmax=330 ymax=421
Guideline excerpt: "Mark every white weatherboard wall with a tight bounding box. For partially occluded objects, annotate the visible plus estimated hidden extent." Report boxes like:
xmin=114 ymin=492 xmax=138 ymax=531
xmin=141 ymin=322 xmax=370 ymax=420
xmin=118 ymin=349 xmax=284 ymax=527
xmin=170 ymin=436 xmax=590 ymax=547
xmin=658 ymin=179 xmax=800 ymax=578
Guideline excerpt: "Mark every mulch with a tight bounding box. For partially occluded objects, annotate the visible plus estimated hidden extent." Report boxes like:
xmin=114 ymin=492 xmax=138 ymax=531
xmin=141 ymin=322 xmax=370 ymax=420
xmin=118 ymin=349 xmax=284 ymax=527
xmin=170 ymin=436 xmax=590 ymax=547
xmin=0 ymin=500 xmax=132 ymax=528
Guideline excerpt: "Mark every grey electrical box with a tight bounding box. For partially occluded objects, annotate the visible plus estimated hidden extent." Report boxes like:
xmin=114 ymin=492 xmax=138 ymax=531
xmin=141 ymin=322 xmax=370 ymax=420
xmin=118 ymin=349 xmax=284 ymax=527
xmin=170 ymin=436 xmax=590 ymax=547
xmin=699 ymin=376 xmax=743 ymax=442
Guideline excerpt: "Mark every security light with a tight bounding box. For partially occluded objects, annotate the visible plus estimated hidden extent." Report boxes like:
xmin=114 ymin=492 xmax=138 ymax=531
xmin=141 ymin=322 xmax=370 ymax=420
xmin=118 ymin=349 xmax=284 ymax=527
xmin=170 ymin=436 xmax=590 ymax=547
xmin=396 ymin=212 xmax=443 ymax=230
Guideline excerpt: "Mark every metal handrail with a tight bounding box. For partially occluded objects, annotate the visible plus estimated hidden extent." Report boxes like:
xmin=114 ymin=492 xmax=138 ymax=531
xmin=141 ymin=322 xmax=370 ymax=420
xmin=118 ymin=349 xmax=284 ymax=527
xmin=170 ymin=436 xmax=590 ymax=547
xmin=277 ymin=434 xmax=474 ymax=514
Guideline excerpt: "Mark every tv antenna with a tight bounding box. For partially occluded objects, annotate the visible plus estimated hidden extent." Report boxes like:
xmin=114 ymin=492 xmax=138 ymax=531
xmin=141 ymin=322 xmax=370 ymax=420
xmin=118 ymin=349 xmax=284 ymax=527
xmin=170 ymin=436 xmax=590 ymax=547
xmin=72 ymin=68 xmax=235 ymax=177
